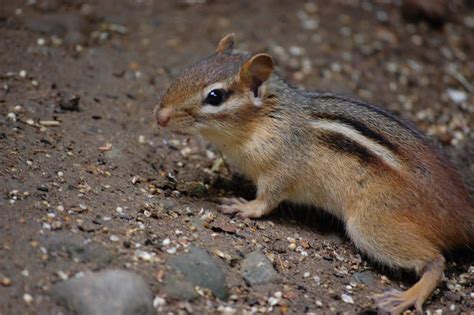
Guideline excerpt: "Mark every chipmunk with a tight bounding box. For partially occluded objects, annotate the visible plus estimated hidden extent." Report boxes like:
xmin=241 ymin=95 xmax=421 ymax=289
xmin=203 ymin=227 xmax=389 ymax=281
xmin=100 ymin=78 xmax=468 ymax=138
xmin=154 ymin=34 xmax=474 ymax=314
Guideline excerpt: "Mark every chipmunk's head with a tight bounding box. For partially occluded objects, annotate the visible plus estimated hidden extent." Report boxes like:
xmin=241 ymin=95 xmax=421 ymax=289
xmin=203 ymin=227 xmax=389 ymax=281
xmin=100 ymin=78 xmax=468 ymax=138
xmin=155 ymin=33 xmax=275 ymax=139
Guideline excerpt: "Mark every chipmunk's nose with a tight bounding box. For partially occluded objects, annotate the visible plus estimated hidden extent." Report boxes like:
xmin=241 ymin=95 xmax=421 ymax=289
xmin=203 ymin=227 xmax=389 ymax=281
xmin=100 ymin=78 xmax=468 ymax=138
xmin=156 ymin=107 xmax=172 ymax=127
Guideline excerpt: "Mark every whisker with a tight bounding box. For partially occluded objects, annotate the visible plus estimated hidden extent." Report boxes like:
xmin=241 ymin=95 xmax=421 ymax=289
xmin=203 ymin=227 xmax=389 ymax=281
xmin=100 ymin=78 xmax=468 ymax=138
xmin=155 ymin=89 xmax=163 ymax=102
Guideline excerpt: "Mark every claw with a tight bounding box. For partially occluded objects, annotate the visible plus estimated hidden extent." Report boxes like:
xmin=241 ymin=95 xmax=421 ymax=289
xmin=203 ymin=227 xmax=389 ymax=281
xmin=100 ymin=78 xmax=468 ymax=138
xmin=373 ymin=289 xmax=421 ymax=315
xmin=216 ymin=197 xmax=269 ymax=219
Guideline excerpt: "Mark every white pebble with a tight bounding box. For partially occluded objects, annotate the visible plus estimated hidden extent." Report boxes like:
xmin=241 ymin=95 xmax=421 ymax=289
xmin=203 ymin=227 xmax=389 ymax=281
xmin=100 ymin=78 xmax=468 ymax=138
xmin=162 ymin=238 xmax=171 ymax=246
xmin=313 ymin=275 xmax=321 ymax=285
xmin=7 ymin=112 xmax=16 ymax=122
xmin=166 ymin=247 xmax=177 ymax=254
xmin=289 ymin=46 xmax=305 ymax=56
xmin=23 ymin=293 xmax=33 ymax=304
xmin=268 ymin=296 xmax=279 ymax=306
xmin=341 ymin=293 xmax=354 ymax=304
xmin=447 ymin=89 xmax=467 ymax=104
xmin=303 ymin=271 xmax=311 ymax=278
xmin=153 ymin=296 xmax=166 ymax=308
xmin=37 ymin=38 xmax=46 ymax=46
xmin=138 ymin=135 xmax=146 ymax=144
xmin=302 ymin=19 xmax=319 ymax=30
xmin=57 ymin=270 xmax=68 ymax=280
xmin=21 ymin=269 xmax=29 ymax=277
xmin=109 ymin=235 xmax=119 ymax=242
xmin=19 ymin=70 xmax=27 ymax=78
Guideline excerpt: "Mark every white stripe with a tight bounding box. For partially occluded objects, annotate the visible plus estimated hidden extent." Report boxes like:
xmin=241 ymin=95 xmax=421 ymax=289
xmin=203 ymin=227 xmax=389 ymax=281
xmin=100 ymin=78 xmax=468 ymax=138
xmin=310 ymin=120 xmax=401 ymax=169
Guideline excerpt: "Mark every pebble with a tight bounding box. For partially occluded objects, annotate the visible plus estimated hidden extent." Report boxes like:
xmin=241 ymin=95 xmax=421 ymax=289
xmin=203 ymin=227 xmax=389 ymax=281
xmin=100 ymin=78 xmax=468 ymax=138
xmin=1 ymin=275 xmax=12 ymax=286
xmin=39 ymin=120 xmax=60 ymax=127
xmin=57 ymin=93 xmax=80 ymax=111
xmin=23 ymin=293 xmax=34 ymax=304
xmin=447 ymin=89 xmax=467 ymax=104
xmin=45 ymin=232 xmax=114 ymax=268
xmin=37 ymin=184 xmax=49 ymax=192
xmin=51 ymin=270 xmax=154 ymax=315
xmin=341 ymin=293 xmax=354 ymax=304
xmin=241 ymin=251 xmax=280 ymax=286
xmin=153 ymin=296 xmax=166 ymax=308
xmin=351 ymin=270 xmax=375 ymax=285
xmin=165 ymin=246 xmax=229 ymax=300
xmin=7 ymin=112 xmax=16 ymax=122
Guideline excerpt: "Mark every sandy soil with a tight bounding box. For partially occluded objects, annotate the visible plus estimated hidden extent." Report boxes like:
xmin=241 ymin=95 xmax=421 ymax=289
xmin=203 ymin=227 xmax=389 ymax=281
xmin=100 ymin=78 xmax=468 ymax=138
xmin=0 ymin=0 xmax=473 ymax=314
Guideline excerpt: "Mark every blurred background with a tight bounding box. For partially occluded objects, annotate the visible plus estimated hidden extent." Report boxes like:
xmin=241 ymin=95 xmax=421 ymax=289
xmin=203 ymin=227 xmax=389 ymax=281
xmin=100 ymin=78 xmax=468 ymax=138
xmin=0 ymin=0 xmax=473 ymax=314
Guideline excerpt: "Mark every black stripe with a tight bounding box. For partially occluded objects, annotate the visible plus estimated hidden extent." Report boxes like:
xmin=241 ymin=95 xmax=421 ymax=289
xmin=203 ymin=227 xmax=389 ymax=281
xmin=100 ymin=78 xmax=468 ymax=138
xmin=312 ymin=93 xmax=424 ymax=140
xmin=312 ymin=113 xmax=397 ymax=151
xmin=316 ymin=131 xmax=380 ymax=165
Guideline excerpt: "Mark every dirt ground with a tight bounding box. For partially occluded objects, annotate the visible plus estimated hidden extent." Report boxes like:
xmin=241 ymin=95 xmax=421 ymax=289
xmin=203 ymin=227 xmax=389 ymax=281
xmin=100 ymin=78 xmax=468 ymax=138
xmin=1 ymin=0 xmax=473 ymax=314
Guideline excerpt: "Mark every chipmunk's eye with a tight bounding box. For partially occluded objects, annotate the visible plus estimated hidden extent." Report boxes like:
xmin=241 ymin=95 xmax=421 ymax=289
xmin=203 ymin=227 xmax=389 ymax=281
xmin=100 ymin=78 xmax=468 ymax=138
xmin=204 ymin=89 xmax=225 ymax=106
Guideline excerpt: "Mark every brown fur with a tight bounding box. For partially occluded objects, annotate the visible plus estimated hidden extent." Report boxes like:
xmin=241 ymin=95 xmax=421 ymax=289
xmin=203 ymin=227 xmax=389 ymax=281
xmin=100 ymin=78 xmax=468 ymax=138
xmin=155 ymin=34 xmax=474 ymax=314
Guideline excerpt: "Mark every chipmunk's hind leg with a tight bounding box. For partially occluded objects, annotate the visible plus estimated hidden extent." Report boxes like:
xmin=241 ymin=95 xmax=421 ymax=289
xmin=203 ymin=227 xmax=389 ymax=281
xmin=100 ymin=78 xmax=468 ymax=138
xmin=346 ymin=209 xmax=445 ymax=314
xmin=373 ymin=256 xmax=445 ymax=314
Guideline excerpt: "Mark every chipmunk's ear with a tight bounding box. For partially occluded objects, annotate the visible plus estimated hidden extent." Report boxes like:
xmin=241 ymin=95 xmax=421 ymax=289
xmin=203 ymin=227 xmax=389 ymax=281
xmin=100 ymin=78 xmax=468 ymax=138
xmin=240 ymin=53 xmax=274 ymax=99
xmin=216 ymin=33 xmax=235 ymax=53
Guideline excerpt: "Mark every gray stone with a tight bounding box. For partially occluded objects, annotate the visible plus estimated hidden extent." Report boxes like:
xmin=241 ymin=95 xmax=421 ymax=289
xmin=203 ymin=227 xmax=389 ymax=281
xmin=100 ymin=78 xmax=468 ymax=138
xmin=25 ymin=14 xmax=91 ymax=38
xmin=241 ymin=251 xmax=280 ymax=286
xmin=165 ymin=246 xmax=229 ymax=300
xmin=45 ymin=232 xmax=114 ymax=268
xmin=51 ymin=270 xmax=153 ymax=315
xmin=162 ymin=273 xmax=199 ymax=301
xmin=351 ymin=270 xmax=375 ymax=285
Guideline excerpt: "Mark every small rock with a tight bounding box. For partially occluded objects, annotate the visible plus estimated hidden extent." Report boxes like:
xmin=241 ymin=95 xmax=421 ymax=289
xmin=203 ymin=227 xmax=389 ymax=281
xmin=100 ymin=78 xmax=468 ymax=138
xmin=51 ymin=270 xmax=153 ymax=315
xmin=165 ymin=246 xmax=229 ymax=300
xmin=78 ymin=220 xmax=101 ymax=232
xmin=272 ymin=239 xmax=287 ymax=253
xmin=341 ymin=293 xmax=354 ymax=304
xmin=241 ymin=251 xmax=280 ymax=286
xmin=162 ymin=272 xmax=199 ymax=301
xmin=56 ymin=92 xmax=80 ymax=111
xmin=99 ymin=143 xmax=113 ymax=152
xmin=447 ymin=89 xmax=467 ymax=104
xmin=44 ymin=232 xmax=114 ymax=268
xmin=1 ymin=275 xmax=12 ymax=286
xmin=37 ymin=184 xmax=49 ymax=192
xmin=351 ymin=271 xmax=375 ymax=285
xmin=23 ymin=293 xmax=34 ymax=304
xmin=7 ymin=112 xmax=16 ymax=121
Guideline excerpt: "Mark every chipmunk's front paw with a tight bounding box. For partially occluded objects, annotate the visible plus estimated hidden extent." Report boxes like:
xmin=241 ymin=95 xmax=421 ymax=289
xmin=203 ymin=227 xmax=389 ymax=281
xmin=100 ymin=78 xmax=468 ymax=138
xmin=217 ymin=197 xmax=268 ymax=219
